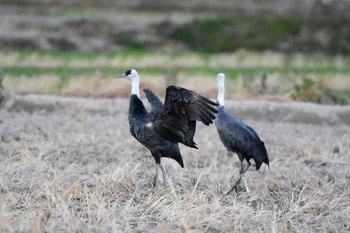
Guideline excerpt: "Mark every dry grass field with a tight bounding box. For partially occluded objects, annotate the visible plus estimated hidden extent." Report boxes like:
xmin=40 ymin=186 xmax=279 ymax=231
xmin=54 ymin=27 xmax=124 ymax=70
xmin=1 ymin=93 xmax=349 ymax=232
xmin=1 ymin=2 xmax=350 ymax=232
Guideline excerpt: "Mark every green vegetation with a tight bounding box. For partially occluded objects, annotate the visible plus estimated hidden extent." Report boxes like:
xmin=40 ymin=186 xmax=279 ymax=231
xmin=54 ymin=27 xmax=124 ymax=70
xmin=1 ymin=50 xmax=349 ymax=104
xmin=292 ymin=76 xmax=350 ymax=105
xmin=0 ymin=71 xmax=4 ymax=103
xmin=172 ymin=16 xmax=303 ymax=52
xmin=4 ymin=66 xmax=350 ymax=79
xmin=171 ymin=16 xmax=350 ymax=54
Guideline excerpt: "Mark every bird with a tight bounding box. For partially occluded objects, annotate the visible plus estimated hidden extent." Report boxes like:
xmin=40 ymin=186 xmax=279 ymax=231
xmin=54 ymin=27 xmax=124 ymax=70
xmin=214 ymin=73 xmax=269 ymax=194
xmin=116 ymin=69 xmax=218 ymax=193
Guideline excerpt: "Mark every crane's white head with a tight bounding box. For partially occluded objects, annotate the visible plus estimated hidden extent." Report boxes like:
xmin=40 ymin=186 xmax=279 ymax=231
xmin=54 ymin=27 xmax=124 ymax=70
xmin=116 ymin=69 xmax=140 ymax=97
xmin=217 ymin=73 xmax=225 ymax=106
xmin=124 ymin=69 xmax=139 ymax=80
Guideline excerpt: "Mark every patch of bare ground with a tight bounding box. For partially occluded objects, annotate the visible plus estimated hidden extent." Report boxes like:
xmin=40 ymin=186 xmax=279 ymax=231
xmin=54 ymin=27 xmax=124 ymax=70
xmin=1 ymin=94 xmax=349 ymax=232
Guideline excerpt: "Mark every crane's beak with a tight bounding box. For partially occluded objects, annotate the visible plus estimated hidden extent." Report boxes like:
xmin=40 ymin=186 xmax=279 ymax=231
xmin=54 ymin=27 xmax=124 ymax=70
xmin=115 ymin=73 xmax=125 ymax=79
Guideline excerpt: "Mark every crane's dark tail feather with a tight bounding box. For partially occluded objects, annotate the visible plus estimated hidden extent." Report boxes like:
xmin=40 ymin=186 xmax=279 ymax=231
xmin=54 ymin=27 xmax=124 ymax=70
xmin=254 ymin=141 xmax=269 ymax=170
xmin=174 ymin=156 xmax=185 ymax=168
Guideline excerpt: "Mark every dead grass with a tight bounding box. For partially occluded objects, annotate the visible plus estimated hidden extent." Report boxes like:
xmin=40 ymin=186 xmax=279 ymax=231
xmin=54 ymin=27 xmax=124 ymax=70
xmin=0 ymin=95 xmax=350 ymax=232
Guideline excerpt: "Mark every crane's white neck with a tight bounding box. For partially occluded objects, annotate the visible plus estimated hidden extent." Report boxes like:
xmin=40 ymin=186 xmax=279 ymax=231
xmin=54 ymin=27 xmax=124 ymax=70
xmin=217 ymin=73 xmax=225 ymax=106
xmin=130 ymin=75 xmax=140 ymax=98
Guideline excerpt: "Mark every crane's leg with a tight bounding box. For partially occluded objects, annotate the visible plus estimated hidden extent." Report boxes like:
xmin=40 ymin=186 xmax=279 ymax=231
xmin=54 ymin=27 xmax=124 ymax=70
xmin=152 ymin=164 xmax=159 ymax=188
xmin=158 ymin=164 xmax=178 ymax=198
xmin=151 ymin=153 xmax=165 ymax=188
xmin=226 ymin=160 xmax=251 ymax=195
xmin=241 ymin=160 xmax=251 ymax=175
xmin=152 ymin=162 xmax=167 ymax=188
xmin=151 ymin=163 xmax=177 ymax=198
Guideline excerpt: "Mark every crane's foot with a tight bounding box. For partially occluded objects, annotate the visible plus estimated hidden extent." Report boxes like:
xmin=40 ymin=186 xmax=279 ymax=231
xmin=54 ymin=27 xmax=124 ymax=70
xmin=225 ymin=185 xmax=238 ymax=195
xmin=150 ymin=164 xmax=163 ymax=196
xmin=152 ymin=174 xmax=158 ymax=188
xmin=226 ymin=177 xmax=243 ymax=195
xmin=226 ymin=183 xmax=242 ymax=195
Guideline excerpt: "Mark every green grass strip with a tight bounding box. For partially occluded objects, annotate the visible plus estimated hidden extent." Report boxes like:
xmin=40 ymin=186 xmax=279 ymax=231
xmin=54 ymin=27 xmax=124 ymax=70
xmin=2 ymin=66 xmax=350 ymax=79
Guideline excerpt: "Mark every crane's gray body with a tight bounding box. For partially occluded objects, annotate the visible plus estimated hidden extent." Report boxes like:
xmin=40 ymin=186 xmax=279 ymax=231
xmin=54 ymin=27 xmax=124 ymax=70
xmin=215 ymin=106 xmax=269 ymax=170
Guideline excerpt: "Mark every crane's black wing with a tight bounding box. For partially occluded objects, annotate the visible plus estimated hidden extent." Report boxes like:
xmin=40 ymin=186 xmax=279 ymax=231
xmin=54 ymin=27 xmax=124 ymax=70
xmin=153 ymin=85 xmax=218 ymax=148
xmin=143 ymin=88 xmax=164 ymax=116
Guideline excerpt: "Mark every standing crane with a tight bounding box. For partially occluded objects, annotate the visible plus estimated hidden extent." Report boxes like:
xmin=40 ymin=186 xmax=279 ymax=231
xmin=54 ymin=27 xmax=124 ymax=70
xmin=214 ymin=73 xmax=269 ymax=194
xmin=116 ymin=69 xmax=218 ymax=194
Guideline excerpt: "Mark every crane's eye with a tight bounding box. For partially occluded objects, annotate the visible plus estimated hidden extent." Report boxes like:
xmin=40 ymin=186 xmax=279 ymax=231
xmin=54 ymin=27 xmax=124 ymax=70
xmin=125 ymin=70 xmax=132 ymax=76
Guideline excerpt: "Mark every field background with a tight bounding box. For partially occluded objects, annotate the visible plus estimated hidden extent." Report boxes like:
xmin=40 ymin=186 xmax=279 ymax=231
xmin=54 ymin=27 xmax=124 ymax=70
xmin=1 ymin=1 xmax=350 ymax=232
xmin=1 ymin=94 xmax=350 ymax=232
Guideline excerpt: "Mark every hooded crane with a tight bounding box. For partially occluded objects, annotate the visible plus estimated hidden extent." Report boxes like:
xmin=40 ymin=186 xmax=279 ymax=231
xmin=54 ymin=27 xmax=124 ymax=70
xmin=117 ymin=69 xmax=218 ymax=192
xmin=215 ymin=73 xmax=269 ymax=194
